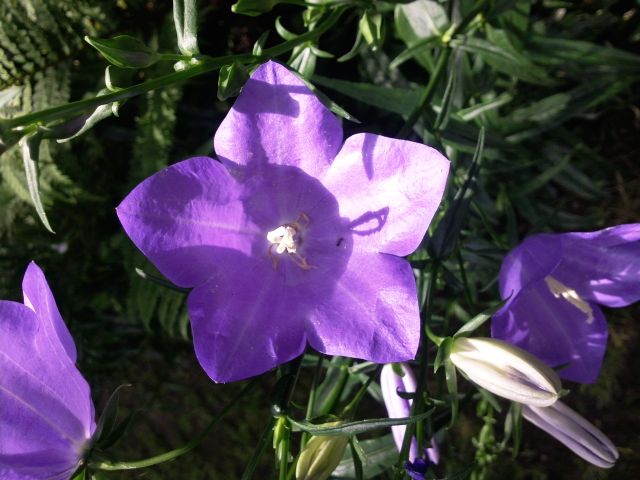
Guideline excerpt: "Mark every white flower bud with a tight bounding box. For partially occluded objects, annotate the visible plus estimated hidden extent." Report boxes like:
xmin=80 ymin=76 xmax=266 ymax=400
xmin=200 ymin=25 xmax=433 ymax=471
xmin=449 ymin=337 xmax=561 ymax=407
xmin=296 ymin=428 xmax=349 ymax=480
xmin=523 ymin=401 xmax=619 ymax=468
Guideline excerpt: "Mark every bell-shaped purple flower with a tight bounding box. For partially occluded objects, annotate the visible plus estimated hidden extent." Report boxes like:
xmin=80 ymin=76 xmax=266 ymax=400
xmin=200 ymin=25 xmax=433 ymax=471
xmin=0 ymin=262 xmax=95 ymax=479
xmin=117 ymin=61 xmax=450 ymax=383
xmin=492 ymin=224 xmax=640 ymax=383
xmin=380 ymin=364 xmax=439 ymax=464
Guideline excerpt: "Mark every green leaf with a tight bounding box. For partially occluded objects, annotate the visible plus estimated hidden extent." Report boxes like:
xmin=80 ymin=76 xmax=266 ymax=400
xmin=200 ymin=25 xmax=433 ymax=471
xmin=453 ymin=299 xmax=508 ymax=338
xmin=85 ymin=35 xmax=159 ymax=69
xmin=289 ymin=410 xmax=434 ymax=437
xmin=312 ymin=75 xmax=420 ymax=117
xmin=455 ymin=92 xmax=512 ymax=121
xmin=433 ymin=64 xmax=457 ymax=131
xmin=294 ymin=73 xmax=359 ymax=122
xmin=173 ymin=0 xmax=199 ymax=55
xmin=429 ymin=128 xmax=485 ymax=260
xmin=332 ymin=435 xmax=397 ymax=479
xmin=53 ymin=91 xmax=115 ymax=142
xmin=529 ymin=35 xmax=640 ymax=74
xmin=338 ymin=30 xmax=364 ymax=63
xmin=434 ymin=336 xmax=453 ymax=373
xmin=349 ymin=437 xmax=364 ymax=480
xmin=452 ymin=28 xmax=552 ymax=85
xmin=92 ymin=384 xmax=131 ymax=449
xmin=253 ymin=30 xmax=270 ymax=56
xmin=218 ymin=62 xmax=250 ymax=101
xmin=389 ymin=36 xmax=440 ymax=70
xmin=359 ymin=11 xmax=384 ymax=51
xmin=444 ymin=358 xmax=458 ymax=427
xmin=232 ymin=0 xmax=279 ymax=17
xmin=394 ymin=0 xmax=449 ymax=71
xmin=19 ymin=132 xmax=54 ymax=233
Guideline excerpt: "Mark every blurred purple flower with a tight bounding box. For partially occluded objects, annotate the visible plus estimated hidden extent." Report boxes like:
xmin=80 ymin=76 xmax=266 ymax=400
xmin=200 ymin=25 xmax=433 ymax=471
xmin=117 ymin=61 xmax=449 ymax=383
xmin=0 ymin=262 xmax=95 ymax=479
xmin=380 ymin=364 xmax=439 ymax=464
xmin=492 ymin=224 xmax=640 ymax=383
xmin=404 ymin=458 xmax=429 ymax=480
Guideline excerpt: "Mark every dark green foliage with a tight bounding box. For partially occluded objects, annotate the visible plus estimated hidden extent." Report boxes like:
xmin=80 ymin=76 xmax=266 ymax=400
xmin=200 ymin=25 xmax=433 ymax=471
xmin=1 ymin=0 xmax=639 ymax=478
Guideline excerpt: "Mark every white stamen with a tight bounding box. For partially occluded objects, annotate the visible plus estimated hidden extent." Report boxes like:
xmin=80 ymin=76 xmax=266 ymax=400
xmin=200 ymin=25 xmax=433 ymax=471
xmin=267 ymin=225 xmax=298 ymax=254
xmin=544 ymin=276 xmax=594 ymax=324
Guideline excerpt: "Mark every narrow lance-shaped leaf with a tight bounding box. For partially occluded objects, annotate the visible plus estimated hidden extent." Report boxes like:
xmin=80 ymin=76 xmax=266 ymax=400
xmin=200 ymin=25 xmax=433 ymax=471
xmin=288 ymin=410 xmax=434 ymax=437
xmin=429 ymin=127 xmax=485 ymax=259
xmin=20 ymin=132 xmax=54 ymax=233
xmin=218 ymin=62 xmax=250 ymax=101
xmin=453 ymin=298 xmax=508 ymax=338
xmin=85 ymin=35 xmax=159 ymax=69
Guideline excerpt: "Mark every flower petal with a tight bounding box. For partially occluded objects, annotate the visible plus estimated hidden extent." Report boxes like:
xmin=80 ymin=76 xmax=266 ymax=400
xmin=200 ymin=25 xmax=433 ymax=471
xmin=116 ymin=156 xmax=261 ymax=288
xmin=214 ymin=61 xmax=343 ymax=179
xmin=492 ymin=277 xmax=608 ymax=383
xmin=0 ymin=451 xmax=79 ymax=480
xmin=498 ymin=234 xmax=562 ymax=299
xmin=188 ymin=253 xmax=308 ymax=383
xmin=21 ymin=264 xmax=93 ymax=433
xmin=321 ymin=133 xmax=449 ymax=256
xmin=22 ymin=262 xmax=77 ymax=363
xmin=554 ymin=224 xmax=640 ymax=307
xmin=523 ymin=401 xmax=619 ymax=468
xmin=0 ymin=301 xmax=88 ymax=474
xmin=306 ymin=252 xmax=419 ymax=362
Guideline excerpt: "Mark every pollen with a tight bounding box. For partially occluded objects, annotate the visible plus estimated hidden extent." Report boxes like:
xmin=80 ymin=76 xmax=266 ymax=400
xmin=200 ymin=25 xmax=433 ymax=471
xmin=266 ymin=213 xmax=315 ymax=270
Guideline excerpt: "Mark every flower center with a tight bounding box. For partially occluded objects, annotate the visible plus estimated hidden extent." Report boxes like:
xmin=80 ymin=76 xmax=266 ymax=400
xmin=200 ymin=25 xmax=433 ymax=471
xmin=266 ymin=213 xmax=314 ymax=270
xmin=544 ymin=276 xmax=594 ymax=324
xmin=267 ymin=225 xmax=298 ymax=254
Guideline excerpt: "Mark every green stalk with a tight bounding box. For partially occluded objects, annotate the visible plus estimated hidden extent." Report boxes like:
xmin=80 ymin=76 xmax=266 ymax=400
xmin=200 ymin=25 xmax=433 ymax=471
xmin=395 ymin=261 xmax=439 ymax=478
xmin=301 ymin=355 xmax=324 ymax=448
xmin=4 ymin=7 xmax=346 ymax=131
xmin=90 ymin=379 xmax=256 ymax=471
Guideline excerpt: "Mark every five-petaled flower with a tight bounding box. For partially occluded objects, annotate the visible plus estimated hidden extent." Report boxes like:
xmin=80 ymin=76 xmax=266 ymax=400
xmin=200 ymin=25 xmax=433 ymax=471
xmin=117 ymin=61 xmax=450 ymax=383
xmin=0 ymin=262 xmax=95 ymax=479
xmin=492 ymin=224 xmax=640 ymax=383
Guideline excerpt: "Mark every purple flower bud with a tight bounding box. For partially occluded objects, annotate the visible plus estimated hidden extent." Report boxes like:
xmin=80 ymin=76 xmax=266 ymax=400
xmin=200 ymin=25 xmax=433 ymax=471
xmin=523 ymin=401 xmax=619 ymax=468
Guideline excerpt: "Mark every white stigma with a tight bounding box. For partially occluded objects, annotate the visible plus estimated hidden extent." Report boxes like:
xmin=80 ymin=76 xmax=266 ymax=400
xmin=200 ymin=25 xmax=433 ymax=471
xmin=267 ymin=225 xmax=298 ymax=254
xmin=544 ymin=276 xmax=594 ymax=324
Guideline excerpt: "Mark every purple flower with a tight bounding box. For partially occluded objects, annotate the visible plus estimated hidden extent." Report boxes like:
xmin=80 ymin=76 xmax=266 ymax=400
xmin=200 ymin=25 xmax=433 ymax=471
xmin=380 ymin=364 xmax=439 ymax=465
xmin=117 ymin=61 xmax=450 ymax=383
xmin=492 ymin=224 xmax=640 ymax=383
xmin=0 ymin=262 xmax=95 ymax=479
xmin=404 ymin=458 xmax=429 ymax=480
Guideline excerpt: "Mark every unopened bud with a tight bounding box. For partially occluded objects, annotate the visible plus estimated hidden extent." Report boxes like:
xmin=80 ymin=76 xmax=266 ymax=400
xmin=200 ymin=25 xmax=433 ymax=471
xmin=449 ymin=337 xmax=561 ymax=407
xmin=296 ymin=426 xmax=349 ymax=480
xmin=523 ymin=401 xmax=619 ymax=468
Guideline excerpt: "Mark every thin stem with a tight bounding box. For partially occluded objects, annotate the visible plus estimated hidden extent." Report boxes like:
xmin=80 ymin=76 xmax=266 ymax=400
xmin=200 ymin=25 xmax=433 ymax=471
xmin=91 ymin=379 xmax=257 ymax=470
xmin=396 ymin=261 xmax=439 ymax=478
xmin=301 ymin=355 xmax=324 ymax=448
xmin=4 ymin=7 xmax=347 ymax=131
xmin=241 ymin=417 xmax=277 ymax=480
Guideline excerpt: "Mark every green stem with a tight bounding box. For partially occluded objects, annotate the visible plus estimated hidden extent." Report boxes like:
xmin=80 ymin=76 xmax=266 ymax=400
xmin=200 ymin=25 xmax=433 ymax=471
xmin=241 ymin=417 xmax=277 ymax=480
xmin=340 ymin=367 xmax=378 ymax=419
xmin=396 ymin=261 xmax=439 ymax=478
xmin=317 ymin=359 xmax=351 ymax=417
xmin=301 ymin=355 xmax=324 ymax=448
xmin=90 ymin=379 xmax=256 ymax=471
xmin=4 ymin=7 xmax=347 ymax=131
xmin=397 ymin=0 xmax=489 ymax=139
